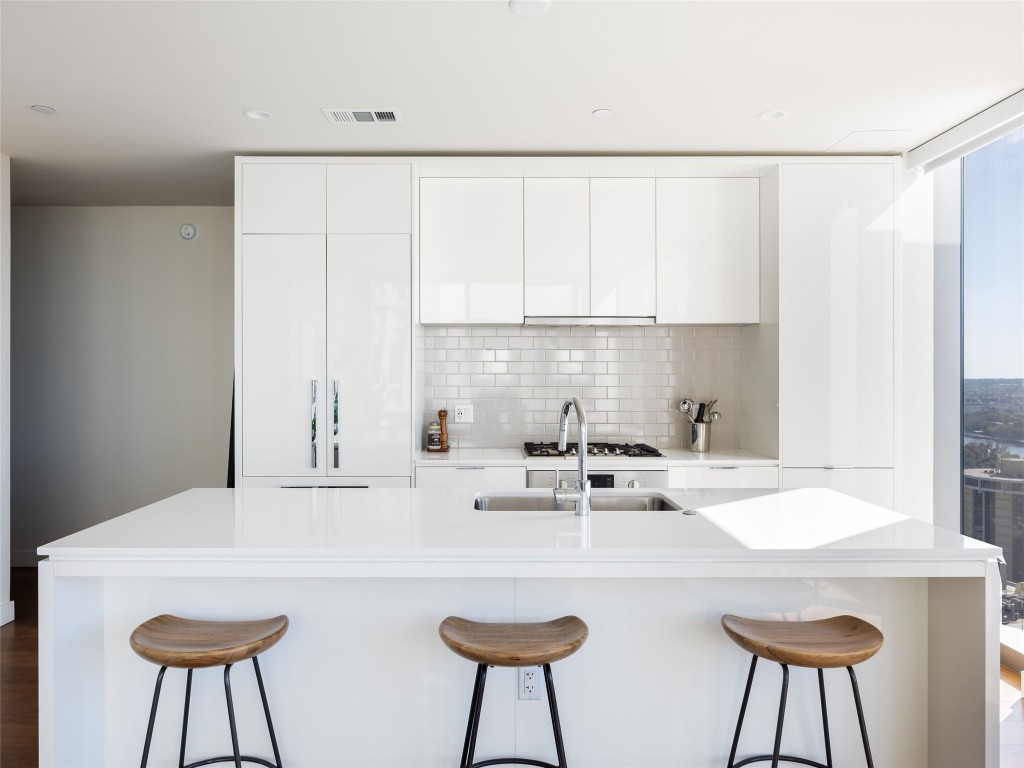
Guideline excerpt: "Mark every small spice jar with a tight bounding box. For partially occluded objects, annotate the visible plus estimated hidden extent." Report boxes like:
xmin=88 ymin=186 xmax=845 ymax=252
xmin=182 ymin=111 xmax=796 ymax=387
xmin=426 ymin=421 xmax=442 ymax=451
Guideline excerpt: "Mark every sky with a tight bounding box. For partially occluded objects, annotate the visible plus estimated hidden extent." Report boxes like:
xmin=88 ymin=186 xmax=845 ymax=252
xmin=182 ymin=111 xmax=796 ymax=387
xmin=963 ymin=127 xmax=1024 ymax=380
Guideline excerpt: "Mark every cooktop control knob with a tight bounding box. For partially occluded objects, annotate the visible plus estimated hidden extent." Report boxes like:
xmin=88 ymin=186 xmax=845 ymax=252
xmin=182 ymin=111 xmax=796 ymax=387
xmin=627 ymin=479 xmax=640 ymax=489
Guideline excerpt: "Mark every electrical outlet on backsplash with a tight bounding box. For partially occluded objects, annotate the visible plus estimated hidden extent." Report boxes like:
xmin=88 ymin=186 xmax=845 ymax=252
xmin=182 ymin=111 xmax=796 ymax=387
xmin=416 ymin=324 xmax=746 ymax=450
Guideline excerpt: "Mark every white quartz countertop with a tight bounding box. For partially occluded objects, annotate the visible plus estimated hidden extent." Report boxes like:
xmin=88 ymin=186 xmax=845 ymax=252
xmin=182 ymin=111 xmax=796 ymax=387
xmin=39 ymin=488 xmax=998 ymax=577
xmin=415 ymin=447 xmax=778 ymax=467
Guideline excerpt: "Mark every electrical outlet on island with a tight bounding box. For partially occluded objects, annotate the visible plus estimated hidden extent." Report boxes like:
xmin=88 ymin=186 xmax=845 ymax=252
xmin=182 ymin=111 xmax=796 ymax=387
xmin=454 ymin=404 xmax=474 ymax=423
xmin=519 ymin=667 xmax=542 ymax=700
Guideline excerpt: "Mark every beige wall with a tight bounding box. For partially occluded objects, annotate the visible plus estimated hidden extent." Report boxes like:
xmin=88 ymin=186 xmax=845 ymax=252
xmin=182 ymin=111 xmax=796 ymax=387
xmin=10 ymin=206 xmax=233 ymax=564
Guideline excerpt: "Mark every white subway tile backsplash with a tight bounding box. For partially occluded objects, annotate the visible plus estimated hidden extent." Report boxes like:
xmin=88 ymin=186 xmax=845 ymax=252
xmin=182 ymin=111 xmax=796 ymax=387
xmin=419 ymin=324 xmax=746 ymax=450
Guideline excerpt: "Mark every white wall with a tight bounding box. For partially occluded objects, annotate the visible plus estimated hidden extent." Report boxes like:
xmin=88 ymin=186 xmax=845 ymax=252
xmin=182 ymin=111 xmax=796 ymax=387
xmin=10 ymin=206 xmax=233 ymax=565
xmin=1 ymin=156 xmax=11 ymax=623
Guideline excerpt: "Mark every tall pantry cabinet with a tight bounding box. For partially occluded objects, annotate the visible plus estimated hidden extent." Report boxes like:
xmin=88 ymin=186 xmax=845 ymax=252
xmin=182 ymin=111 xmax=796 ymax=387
xmin=236 ymin=161 xmax=413 ymax=486
xmin=779 ymin=162 xmax=896 ymax=508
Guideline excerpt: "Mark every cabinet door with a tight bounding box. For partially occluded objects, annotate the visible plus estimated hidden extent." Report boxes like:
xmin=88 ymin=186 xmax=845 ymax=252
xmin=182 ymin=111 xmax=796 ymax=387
xmin=327 ymin=164 xmax=411 ymax=234
xmin=327 ymin=235 xmax=412 ymax=477
xmin=590 ymin=178 xmax=656 ymax=316
xmin=780 ymin=164 xmax=894 ymax=468
xmin=524 ymin=178 xmax=590 ymax=316
xmin=782 ymin=468 xmax=894 ymax=510
xmin=656 ymin=178 xmax=760 ymax=324
xmin=242 ymin=235 xmax=327 ymax=476
xmin=419 ymin=178 xmax=524 ymax=323
xmin=669 ymin=466 xmax=779 ymax=489
xmin=241 ymin=164 xmax=326 ymax=234
xmin=415 ymin=465 xmax=526 ymax=490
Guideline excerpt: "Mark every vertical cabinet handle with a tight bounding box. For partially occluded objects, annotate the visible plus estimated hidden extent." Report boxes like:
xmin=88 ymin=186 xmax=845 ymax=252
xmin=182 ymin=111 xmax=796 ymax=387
xmin=333 ymin=379 xmax=340 ymax=469
xmin=311 ymin=380 xmax=318 ymax=469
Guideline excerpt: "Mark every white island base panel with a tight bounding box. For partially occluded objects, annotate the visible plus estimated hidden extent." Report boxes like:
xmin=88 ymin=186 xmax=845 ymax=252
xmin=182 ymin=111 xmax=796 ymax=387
xmin=37 ymin=487 xmax=1001 ymax=767
xmin=41 ymin=572 xmax=993 ymax=768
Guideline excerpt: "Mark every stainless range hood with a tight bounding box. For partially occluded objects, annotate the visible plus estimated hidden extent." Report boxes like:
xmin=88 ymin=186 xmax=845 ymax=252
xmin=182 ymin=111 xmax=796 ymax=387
xmin=523 ymin=316 xmax=655 ymax=326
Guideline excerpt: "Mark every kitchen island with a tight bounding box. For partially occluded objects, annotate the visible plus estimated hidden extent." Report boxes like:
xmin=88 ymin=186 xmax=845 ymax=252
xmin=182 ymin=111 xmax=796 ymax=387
xmin=38 ymin=487 xmax=1000 ymax=767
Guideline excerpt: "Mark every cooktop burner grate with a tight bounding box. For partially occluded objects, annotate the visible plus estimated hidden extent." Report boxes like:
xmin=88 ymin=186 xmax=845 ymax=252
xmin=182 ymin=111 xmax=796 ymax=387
xmin=523 ymin=442 xmax=665 ymax=458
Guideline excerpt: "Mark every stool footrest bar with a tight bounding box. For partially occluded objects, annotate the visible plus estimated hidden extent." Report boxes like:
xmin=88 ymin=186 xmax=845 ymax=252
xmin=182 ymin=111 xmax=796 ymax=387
xmin=733 ymin=757 xmax=830 ymax=768
xmin=185 ymin=758 xmax=278 ymax=768
xmin=472 ymin=760 xmax=561 ymax=768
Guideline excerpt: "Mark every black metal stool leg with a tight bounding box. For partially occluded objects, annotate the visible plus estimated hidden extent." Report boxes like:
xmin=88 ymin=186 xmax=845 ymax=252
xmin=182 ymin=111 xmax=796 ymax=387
xmin=141 ymin=665 xmax=168 ymax=768
xmin=178 ymin=669 xmax=193 ymax=768
xmin=847 ymin=666 xmax=874 ymax=768
xmin=223 ymin=663 xmax=243 ymax=768
xmin=542 ymin=664 xmax=568 ymax=768
xmin=252 ymin=657 xmax=283 ymax=768
xmin=817 ymin=669 xmax=832 ymax=768
xmin=461 ymin=664 xmax=489 ymax=768
xmin=727 ymin=655 xmax=758 ymax=768
xmin=770 ymin=664 xmax=789 ymax=768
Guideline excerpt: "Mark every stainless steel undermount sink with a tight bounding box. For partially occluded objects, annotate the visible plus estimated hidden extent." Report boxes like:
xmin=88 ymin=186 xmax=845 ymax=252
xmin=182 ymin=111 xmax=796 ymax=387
xmin=473 ymin=492 xmax=682 ymax=512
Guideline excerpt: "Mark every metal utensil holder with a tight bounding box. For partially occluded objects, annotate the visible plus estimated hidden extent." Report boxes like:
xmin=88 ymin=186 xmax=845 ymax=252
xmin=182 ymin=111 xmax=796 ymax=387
xmin=689 ymin=422 xmax=710 ymax=453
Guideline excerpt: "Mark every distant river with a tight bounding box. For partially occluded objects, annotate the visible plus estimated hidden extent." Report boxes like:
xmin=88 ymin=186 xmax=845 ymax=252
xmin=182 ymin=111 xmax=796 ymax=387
xmin=965 ymin=435 xmax=1024 ymax=458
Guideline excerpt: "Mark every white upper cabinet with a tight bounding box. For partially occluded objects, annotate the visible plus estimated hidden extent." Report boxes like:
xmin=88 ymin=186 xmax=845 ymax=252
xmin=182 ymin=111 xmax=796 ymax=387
xmin=419 ymin=178 xmax=524 ymax=324
xmin=327 ymin=164 xmax=411 ymax=233
xmin=656 ymin=178 xmax=760 ymax=324
xmin=780 ymin=163 xmax=895 ymax=468
xmin=241 ymin=164 xmax=327 ymax=234
xmin=524 ymin=178 xmax=590 ymax=317
xmin=241 ymin=235 xmax=327 ymax=477
xmin=327 ymin=235 xmax=411 ymax=477
xmin=590 ymin=178 xmax=656 ymax=317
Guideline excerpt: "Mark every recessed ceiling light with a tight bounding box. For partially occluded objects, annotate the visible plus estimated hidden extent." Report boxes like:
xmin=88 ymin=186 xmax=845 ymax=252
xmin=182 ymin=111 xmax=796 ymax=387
xmin=758 ymin=110 xmax=788 ymax=121
xmin=243 ymin=109 xmax=274 ymax=121
xmin=31 ymin=105 xmax=55 ymax=114
xmin=592 ymin=109 xmax=613 ymax=119
xmin=508 ymin=0 xmax=551 ymax=17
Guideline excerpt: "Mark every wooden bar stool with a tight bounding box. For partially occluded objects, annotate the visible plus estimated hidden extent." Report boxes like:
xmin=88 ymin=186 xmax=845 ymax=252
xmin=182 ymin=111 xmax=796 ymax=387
xmin=438 ymin=615 xmax=589 ymax=768
xmin=130 ymin=614 xmax=289 ymax=768
xmin=721 ymin=614 xmax=883 ymax=768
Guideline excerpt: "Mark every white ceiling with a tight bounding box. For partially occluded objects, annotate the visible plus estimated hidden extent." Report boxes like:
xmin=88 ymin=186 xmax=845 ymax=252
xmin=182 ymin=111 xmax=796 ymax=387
xmin=2 ymin=0 xmax=1022 ymax=206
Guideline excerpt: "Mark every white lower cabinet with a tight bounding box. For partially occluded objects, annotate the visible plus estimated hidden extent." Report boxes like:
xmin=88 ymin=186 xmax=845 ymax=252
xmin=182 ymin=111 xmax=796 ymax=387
xmin=415 ymin=465 xmax=526 ymax=490
xmin=668 ymin=466 xmax=779 ymax=489
xmin=782 ymin=468 xmax=894 ymax=509
xmin=241 ymin=476 xmax=411 ymax=489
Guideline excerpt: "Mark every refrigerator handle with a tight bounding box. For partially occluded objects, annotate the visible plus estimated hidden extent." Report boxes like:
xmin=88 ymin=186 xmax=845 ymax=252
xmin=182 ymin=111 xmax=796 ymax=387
xmin=333 ymin=379 xmax=340 ymax=469
xmin=311 ymin=379 xmax=318 ymax=469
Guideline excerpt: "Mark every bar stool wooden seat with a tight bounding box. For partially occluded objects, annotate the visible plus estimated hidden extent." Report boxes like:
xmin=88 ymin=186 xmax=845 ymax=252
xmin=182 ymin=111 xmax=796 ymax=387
xmin=131 ymin=614 xmax=289 ymax=768
xmin=721 ymin=614 xmax=883 ymax=768
xmin=439 ymin=615 xmax=589 ymax=768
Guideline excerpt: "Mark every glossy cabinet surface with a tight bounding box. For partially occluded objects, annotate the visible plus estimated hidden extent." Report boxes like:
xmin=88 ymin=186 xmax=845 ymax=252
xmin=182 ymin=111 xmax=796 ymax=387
xmin=241 ymin=164 xmax=326 ymax=234
xmin=782 ymin=468 xmax=894 ymax=510
xmin=590 ymin=178 xmax=656 ymax=317
xmin=327 ymin=235 xmax=411 ymax=477
xmin=327 ymin=164 xmax=411 ymax=234
xmin=419 ymin=178 xmax=524 ymax=323
xmin=668 ymin=466 xmax=779 ymax=489
xmin=524 ymin=178 xmax=590 ymax=317
xmin=780 ymin=163 xmax=895 ymax=469
xmin=415 ymin=465 xmax=527 ymax=490
xmin=241 ymin=235 xmax=327 ymax=476
xmin=656 ymin=178 xmax=760 ymax=324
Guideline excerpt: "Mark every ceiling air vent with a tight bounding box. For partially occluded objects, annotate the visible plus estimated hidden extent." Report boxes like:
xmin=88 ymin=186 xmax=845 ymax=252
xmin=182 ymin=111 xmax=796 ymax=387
xmin=322 ymin=109 xmax=402 ymax=124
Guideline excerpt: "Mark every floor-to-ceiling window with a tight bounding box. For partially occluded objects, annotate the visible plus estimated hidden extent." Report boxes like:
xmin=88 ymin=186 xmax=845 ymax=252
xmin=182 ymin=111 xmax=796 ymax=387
xmin=959 ymin=127 xmax=1024 ymax=630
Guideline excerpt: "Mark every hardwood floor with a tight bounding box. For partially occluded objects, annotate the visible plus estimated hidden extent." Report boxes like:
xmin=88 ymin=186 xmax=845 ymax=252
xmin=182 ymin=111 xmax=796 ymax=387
xmin=1 ymin=568 xmax=39 ymax=768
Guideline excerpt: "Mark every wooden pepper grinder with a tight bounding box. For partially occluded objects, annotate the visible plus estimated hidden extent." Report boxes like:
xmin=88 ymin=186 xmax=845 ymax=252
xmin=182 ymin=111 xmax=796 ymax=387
xmin=438 ymin=409 xmax=450 ymax=452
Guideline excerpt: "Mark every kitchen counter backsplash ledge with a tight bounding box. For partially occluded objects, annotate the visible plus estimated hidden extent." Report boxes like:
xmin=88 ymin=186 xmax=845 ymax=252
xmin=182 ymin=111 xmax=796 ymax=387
xmin=417 ymin=323 xmax=747 ymax=451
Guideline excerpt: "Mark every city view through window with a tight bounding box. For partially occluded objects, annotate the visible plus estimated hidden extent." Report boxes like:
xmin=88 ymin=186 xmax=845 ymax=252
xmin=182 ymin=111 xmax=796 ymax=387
xmin=959 ymin=128 xmax=1024 ymax=631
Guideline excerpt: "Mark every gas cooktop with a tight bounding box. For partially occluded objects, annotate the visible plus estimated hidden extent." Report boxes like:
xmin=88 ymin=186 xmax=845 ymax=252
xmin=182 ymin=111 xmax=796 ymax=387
xmin=523 ymin=442 xmax=665 ymax=458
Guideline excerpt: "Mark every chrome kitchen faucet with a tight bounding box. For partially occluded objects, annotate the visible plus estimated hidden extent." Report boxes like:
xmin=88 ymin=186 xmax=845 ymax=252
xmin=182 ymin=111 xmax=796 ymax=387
xmin=555 ymin=396 xmax=591 ymax=516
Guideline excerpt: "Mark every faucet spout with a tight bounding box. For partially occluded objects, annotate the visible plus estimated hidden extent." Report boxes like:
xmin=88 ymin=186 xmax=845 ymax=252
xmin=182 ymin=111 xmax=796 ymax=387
xmin=554 ymin=397 xmax=590 ymax=516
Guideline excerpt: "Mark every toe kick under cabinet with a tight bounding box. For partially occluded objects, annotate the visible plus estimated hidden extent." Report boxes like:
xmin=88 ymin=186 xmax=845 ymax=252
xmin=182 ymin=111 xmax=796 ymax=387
xmin=236 ymin=160 xmax=413 ymax=486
